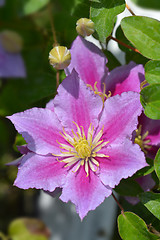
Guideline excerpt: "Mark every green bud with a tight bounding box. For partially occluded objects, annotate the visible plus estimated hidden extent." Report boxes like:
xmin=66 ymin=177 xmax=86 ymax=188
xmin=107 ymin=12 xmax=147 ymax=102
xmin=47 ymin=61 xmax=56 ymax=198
xmin=76 ymin=18 xmax=95 ymax=37
xmin=49 ymin=46 xmax=71 ymax=70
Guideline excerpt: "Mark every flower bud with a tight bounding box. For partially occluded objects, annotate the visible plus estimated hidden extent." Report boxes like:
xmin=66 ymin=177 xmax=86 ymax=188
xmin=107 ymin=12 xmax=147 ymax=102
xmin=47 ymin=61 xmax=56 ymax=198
xmin=49 ymin=46 xmax=71 ymax=70
xmin=0 ymin=30 xmax=23 ymax=53
xmin=76 ymin=18 xmax=95 ymax=37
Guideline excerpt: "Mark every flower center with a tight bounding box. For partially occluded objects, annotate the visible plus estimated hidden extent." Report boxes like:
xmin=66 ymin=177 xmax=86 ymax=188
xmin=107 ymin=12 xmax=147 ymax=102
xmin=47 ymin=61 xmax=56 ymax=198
xmin=53 ymin=122 xmax=109 ymax=176
xmin=134 ymin=125 xmax=151 ymax=154
xmin=74 ymin=138 xmax=91 ymax=158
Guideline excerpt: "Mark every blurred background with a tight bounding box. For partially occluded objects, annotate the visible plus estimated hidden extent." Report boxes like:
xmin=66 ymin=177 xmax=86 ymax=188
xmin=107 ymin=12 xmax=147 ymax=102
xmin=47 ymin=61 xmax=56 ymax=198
xmin=0 ymin=0 xmax=160 ymax=239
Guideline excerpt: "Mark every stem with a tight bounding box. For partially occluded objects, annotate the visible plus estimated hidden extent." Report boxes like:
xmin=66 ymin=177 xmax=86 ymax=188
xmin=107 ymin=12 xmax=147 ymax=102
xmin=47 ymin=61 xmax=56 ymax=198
xmin=48 ymin=2 xmax=58 ymax=46
xmin=112 ymin=192 xmax=124 ymax=214
xmin=148 ymin=224 xmax=160 ymax=237
xmin=108 ymin=36 xmax=141 ymax=54
xmin=126 ymin=3 xmax=135 ymax=16
xmin=56 ymin=70 xmax=60 ymax=89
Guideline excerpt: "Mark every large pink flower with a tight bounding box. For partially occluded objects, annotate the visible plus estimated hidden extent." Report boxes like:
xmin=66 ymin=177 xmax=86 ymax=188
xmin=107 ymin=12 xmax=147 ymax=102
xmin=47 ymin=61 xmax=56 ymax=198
xmin=66 ymin=36 xmax=145 ymax=98
xmin=67 ymin=36 xmax=160 ymax=158
xmin=64 ymin=36 xmax=160 ymax=204
xmin=8 ymin=70 xmax=146 ymax=219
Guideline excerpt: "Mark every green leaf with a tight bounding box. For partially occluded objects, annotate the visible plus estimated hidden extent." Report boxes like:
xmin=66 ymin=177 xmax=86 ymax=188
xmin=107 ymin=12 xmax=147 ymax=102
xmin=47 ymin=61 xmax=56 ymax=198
xmin=114 ymin=178 xmax=143 ymax=196
xmin=118 ymin=212 xmax=159 ymax=240
xmin=154 ymin=149 xmax=160 ymax=180
xmin=133 ymin=158 xmax=154 ymax=178
xmin=90 ymin=0 xmax=125 ymax=43
xmin=145 ymin=61 xmax=160 ymax=84
xmin=115 ymin=25 xmax=148 ymax=65
xmin=21 ymin=0 xmax=50 ymax=16
xmin=140 ymin=84 xmax=160 ymax=119
xmin=140 ymin=192 xmax=160 ymax=220
xmin=131 ymin=0 xmax=160 ymax=10
xmin=121 ymin=16 xmax=160 ymax=60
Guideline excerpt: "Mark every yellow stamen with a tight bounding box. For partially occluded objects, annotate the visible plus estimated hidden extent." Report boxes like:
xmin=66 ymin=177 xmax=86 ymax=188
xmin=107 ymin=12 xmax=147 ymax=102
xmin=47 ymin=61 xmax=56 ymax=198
xmin=134 ymin=125 xmax=151 ymax=154
xmin=86 ymin=82 xmax=112 ymax=104
xmin=53 ymin=122 xmax=109 ymax=176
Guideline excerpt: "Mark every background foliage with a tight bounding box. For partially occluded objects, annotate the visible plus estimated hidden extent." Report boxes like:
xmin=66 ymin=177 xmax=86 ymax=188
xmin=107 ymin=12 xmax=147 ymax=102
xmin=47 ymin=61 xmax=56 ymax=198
xmin=0 ymin=0 xmax=160 ymax=239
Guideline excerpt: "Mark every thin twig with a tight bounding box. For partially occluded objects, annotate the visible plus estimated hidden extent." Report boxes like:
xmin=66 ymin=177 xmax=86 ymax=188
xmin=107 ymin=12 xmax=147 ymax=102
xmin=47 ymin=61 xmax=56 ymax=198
xmin=48 ymin=2 xmax=58 ymax=46
xmin=126 ymin=3 xmax=135 ymax=16
xmin=56 ymin=70 xmax=60 ymax=89
xmin=112 ymin=192 xmax=124 ymax=215
xmin=108 ymin=36 xmax=141 ymax=54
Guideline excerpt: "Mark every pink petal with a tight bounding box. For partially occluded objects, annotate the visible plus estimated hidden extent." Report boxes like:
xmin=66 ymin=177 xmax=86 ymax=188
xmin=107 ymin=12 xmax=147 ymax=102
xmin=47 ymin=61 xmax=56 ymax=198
xmin=7 ymin=108 xmax=65 ymax=155
xmin=17 ymin=145 xmax=30 ymax=154
xmin=66 ymin=36 xmax=108 ymax=92
xmin=54 ymin=70 xmax=103 ymax=135
xmin=105 ymin=62 xmax=144 ymax=96
xmin=14 ymin=152 xmax=66 ymax=191
xmin=0 ymin=42 xmax=26 ymax=78
xmin=97 ymin=92 xmax=142 ymax=144
xmin=136 ymin=174 xmax=155 ymax=192
xmin=6 ymin=157 xmax=22 ymax=167
xmin=60 ymin=167 xmax=112 ymax=220
xmin=138 ymin=111 xmax=160 ymax=146
xmin=45 ymin=99 xmax=54 ymax=112
xmin=125 ymin=174 xmax=155 ymax=205
xmin=98 ymin=139 xmax=147 ymax=188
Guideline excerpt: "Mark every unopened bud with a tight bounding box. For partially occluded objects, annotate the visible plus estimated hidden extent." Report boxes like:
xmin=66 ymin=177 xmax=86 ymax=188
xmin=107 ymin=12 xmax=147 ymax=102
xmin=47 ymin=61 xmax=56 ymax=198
xmin=0 ymin=30 xmax=23 ymax=53
xmin=49 ymin=46 xmax=71 ymax=70
xmin=76 ymin=18 xmax=95 ymax=37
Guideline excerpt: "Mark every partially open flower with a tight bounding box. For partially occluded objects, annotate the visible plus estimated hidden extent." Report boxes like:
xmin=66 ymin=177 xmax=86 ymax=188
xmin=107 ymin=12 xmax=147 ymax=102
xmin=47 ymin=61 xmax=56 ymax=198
xmin=49 ymin=46 xmax=71 ymax=70
xmin=76 ymin=18 xmax=95 ymax=37
xmin=0 ymin=30 xmax=23 ymax=53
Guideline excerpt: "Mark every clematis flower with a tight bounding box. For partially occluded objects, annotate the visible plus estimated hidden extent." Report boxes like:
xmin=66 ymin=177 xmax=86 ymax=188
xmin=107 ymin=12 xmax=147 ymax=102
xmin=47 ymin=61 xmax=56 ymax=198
xmin=8 ymin=70 xmax=147 ymax=219
xmin=66 ymin=36 xmax=145 ymax=101
xmin=0 ymin=30 xmax=26 ymax=78
xmin=65 ymin=36 xmax=160 ymax=200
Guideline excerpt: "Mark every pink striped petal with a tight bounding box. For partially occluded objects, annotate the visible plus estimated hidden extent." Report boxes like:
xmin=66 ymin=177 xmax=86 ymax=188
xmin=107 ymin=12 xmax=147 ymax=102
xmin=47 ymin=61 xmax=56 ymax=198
xmin=66 ymin=36 xmax=108 ymax=92
xmin=98 ymin=139 xmax=147 ymax=188
xmin=60 ymin=167 xmax=112 ymax=220
xmin=105 ymin=62 xmax=144 ymax=96
xmin=54 ymin=70 xmax=103 ymax=135
xmin=7 ymin=108 xmax=66 ymax=155
xmin=45 ymin=99 xmax=54 ymax=112
xmin=97 ymin=92 xmax=142 ymax=144
xmin=14 ymin=153 xmax=66 ymax=191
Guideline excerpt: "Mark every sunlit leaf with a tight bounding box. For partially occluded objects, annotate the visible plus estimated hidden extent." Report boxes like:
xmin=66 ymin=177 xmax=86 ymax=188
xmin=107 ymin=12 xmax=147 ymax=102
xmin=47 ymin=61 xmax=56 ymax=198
xmin=140 ymin=192 xmax=160 ymax=220
xmin=154 ymin=149 xmax=160 ymax=180
xmin=121 ymin=16 xmax=160 ymax=60
xmin=118 ymin=212 xmax=159 ymax=240
xmin=90 ymin=0 xmax=125 ymax=43
xmin=140 ymin=84 xmax=160 ymax=119
xmin=145 ymin=61 xmax=160 ymax=84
